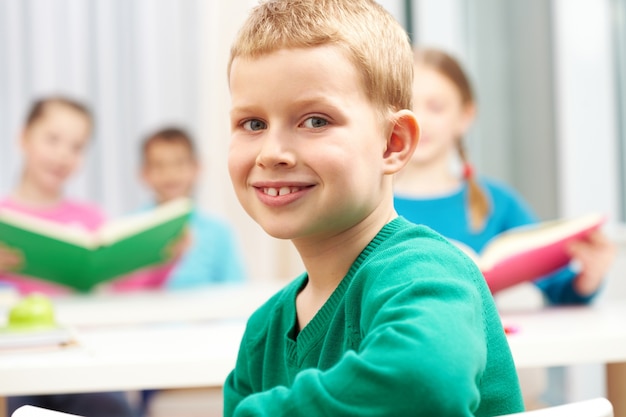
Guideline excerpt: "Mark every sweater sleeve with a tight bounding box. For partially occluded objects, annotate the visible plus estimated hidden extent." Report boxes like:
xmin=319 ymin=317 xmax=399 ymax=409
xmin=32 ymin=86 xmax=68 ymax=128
xmin=228 ymin=270 xmax=488 ymax=417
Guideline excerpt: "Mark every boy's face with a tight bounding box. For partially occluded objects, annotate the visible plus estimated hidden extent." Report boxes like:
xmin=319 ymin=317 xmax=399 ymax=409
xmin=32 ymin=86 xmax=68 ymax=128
xmin=228 ymin=46 xmax=393 ymax=241
xmin=142 ymin=140 xmax=198 ymax=203
xmin=21 ymin=104 xmax=91 ymax=194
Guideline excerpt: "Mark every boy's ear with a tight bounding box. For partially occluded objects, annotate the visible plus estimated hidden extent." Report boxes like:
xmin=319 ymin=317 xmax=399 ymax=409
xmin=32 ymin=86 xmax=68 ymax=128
xmin=382 ymin=109 xmax=420 ymax=175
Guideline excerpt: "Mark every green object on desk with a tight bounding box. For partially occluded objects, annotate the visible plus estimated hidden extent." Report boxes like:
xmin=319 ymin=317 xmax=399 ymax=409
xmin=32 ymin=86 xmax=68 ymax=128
xmin=0 ymin=198 xmax=192 ymax=292
xmin=7 ymin=294 xmax=56 ymax=330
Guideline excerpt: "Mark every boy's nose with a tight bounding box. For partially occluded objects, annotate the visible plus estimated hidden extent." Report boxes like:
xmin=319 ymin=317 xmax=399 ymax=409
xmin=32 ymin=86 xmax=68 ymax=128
xmin=255 ymin=129 xmax=296 ymax=169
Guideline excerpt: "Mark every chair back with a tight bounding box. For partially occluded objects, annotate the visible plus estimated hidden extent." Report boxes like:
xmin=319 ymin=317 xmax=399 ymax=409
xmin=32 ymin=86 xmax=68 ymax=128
xmin=496 ymin=398 xmax=613 ymax=417
xmin=11 ymin=405 xmax=82 ymax=417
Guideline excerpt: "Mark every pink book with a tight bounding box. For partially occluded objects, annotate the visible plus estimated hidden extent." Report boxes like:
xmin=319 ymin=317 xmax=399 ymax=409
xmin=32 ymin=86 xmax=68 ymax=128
xmin=452 ymin=213 xmax=607 ymax=293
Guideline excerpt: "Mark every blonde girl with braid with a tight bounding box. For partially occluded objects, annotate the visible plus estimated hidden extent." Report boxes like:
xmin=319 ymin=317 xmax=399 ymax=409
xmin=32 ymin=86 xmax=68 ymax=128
xmin=394 ymin=48 xmax=616 ymax=409
xmin=394 ymin=47 xmax=615 ymax=305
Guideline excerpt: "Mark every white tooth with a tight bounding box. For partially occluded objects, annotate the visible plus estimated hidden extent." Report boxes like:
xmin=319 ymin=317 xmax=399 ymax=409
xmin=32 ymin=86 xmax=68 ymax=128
xmin=290 ymin=187 xmax=300 ymax=193
xmin=279 ymin=187 xmax=291 ymax=196
xmin=266 ymin=188 xmax=278 ymax=196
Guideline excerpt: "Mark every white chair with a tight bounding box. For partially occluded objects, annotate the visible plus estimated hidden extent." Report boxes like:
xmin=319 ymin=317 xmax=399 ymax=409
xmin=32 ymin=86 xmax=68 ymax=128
xmin=496 ymin=397 xmax=613 ymax=417
xmin=11 ymin=406 xmax=82 ymax=417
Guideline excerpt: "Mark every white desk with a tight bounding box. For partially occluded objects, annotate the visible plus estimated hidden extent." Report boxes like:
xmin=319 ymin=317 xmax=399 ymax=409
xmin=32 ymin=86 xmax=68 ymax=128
xmin=503 ymin=303 xmax=626 ymax=368
xmin=0 ymin=320 xmax=245 ymax=396
xmin=0 ymin=283 xmax=279 ymax=417
xmin=1 ymin=289 xmax=625 ymax=417
xmin=503 ymin=303 xmax=626 ymax=417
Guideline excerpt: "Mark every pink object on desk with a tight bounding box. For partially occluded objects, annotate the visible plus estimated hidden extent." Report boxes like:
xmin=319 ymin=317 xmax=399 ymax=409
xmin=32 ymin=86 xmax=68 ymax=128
xmin=504 ymin=325 xmax=520 ymax=335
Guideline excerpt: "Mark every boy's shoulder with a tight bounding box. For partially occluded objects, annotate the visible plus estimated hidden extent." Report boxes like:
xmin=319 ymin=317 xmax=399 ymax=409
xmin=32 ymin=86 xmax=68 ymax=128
xmin=377 ymin=217 xmax=466 ymax=258
xmin=361 ymin=217 xmax=484 ymax=283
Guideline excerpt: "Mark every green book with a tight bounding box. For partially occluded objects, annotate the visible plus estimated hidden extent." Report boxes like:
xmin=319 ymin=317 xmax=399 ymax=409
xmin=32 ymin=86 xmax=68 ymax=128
xmin=0 ymin=198 xmax=193 ymax=292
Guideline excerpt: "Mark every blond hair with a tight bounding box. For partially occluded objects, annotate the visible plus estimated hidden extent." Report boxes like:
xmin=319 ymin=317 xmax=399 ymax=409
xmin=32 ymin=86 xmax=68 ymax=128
xmin=414 ymin=47 xmax=490 ymax=231
xmin=228 ymin=0 xmax=414 ymax=114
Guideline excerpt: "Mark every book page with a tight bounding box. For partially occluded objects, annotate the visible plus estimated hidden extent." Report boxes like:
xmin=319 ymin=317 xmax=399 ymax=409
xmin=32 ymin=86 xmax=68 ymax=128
xmin=95 ymin=198 xmax=192 ymax=245
xmin=0 ymin=209 xmax=96 ymax=248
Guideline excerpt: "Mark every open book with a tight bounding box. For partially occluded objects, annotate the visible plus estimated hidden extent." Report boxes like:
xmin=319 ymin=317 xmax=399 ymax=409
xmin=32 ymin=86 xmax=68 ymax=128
xmin=452 ymin=213 xmax=606 ymax=293
xmin=0 ymin=198 xmax=192 ymax=292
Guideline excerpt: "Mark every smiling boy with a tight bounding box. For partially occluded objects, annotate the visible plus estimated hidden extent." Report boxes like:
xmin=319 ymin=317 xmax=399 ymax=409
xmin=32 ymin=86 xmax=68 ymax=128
xmin=223 ymin=1 xmax=524 ymax=416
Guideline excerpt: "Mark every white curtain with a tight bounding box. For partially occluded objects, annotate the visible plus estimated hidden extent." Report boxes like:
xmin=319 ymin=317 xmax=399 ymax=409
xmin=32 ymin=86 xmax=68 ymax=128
xmin=0 ymin=0 xmax=211 ymax=216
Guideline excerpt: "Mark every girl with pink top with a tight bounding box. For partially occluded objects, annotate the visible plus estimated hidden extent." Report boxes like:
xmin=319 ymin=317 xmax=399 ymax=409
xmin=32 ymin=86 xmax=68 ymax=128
xmin=0 ymin=97 xmax=106 ymax=295
xmin=0 ymin=96 xmax=135 ymax=417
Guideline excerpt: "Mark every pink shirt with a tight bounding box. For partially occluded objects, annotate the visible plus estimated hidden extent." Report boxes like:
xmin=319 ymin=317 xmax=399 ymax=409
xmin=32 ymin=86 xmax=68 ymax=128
xmin=0 ymin=197 xmax=106 ymax=295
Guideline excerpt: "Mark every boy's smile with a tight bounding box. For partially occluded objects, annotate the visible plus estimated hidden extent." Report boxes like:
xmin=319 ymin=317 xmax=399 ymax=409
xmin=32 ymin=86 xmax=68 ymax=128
xmin=228 ymin=45 xmax=394 ymax=243
xmin=254 ymin=181 xmax=315 ymax=207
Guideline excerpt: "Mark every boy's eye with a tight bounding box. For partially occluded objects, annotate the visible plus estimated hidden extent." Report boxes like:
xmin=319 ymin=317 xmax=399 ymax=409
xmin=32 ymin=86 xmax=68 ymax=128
xmin=242 ymin=119 xmax=267 ymax=131
xmin=302 ymin=117 xmax=328 ymax=129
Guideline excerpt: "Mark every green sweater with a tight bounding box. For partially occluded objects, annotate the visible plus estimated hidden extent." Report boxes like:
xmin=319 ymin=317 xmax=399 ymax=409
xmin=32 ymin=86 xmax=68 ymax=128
xmin=224 ymin=217 xmax=524 ymax=416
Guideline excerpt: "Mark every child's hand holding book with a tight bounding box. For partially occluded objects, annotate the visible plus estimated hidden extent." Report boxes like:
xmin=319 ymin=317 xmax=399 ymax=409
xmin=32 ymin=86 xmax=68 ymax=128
xmin=164 ymin=226 xmax=193 ymax=261
xmin=0 ymin=243 xmax=23 ymax=273
xmin=568 ymin=230 xmax=616 ymax=296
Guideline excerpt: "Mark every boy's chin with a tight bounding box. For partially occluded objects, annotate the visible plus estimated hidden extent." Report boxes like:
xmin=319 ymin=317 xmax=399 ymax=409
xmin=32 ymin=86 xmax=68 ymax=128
xmin=258 ymin=222 xmax=301 ymax=240
xmin=262 ymin=227 xmax=294 ymax=240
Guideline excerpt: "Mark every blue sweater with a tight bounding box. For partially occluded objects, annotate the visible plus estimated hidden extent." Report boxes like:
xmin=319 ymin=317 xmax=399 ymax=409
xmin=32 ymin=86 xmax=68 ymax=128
xmin=394 ymin=178 xmax=594 ymax=304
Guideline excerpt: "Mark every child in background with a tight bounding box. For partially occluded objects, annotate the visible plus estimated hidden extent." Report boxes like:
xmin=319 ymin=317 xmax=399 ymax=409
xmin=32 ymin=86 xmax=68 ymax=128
xmin=392 ymin=47 xmax=616 ymax=409
xmin=223 ymin=1 xmax=524 ymax=416
xmin=0 ymin=98 xmax=105 ymax=295
xmin=111 ymin=126 xmax=246 ymax=292
xmin=393 ymin=47 xmax=616 ymax=305
xmin=0 ymin=96 xmax=135 ymax=417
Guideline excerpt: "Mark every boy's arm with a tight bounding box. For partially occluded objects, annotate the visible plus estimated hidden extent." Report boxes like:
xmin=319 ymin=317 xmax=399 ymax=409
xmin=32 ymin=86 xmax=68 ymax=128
xmin=226 ymin=275 xmax=489 ymax=417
